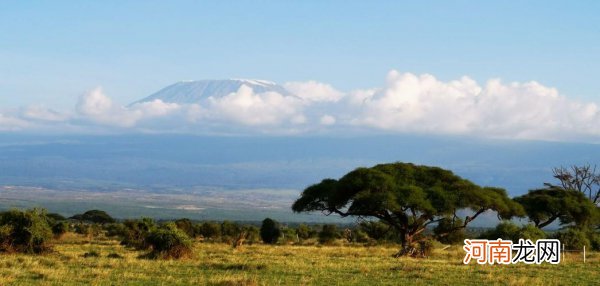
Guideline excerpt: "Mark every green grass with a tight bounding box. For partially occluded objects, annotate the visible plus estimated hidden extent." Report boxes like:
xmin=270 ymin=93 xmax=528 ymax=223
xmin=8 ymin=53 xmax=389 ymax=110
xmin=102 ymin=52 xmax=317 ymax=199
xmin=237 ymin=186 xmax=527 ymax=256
xmin=0 ymin=234 xmax=598 ymax=285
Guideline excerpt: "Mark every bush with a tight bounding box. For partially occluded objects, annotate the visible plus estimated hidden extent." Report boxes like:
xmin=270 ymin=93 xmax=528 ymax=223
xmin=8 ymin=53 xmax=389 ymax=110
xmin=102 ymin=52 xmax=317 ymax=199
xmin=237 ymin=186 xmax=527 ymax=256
xmin=74 ymin=223 xmax=102 ymax=237
xmin=174 ymin=218 xmax=196 ymax=237
xmin=70 ymin=210 xmax=115 ymax=224
xmin=145 ymin=223 xmax=193 ymax=259
xmin=0 ymin=209 xmax=53 ymax=253
xmin=120 ymin=218 xmax=156 ymax=250
xmin=517 ymin=224 xmax=546 ymax=241
xmin=296 ymin=224 xmax=317 ymax=241
xmin=52 ymin=221 xmax=69 ymax=238
xmin=554 ymin=228 xmax=590 ymax=250
xmin=479 ymin=221 xmax=520 ymax=241
xmin=196 ymin=222 xmax=221 ymax=241
xmin=318 ymin=224 xmax=340 ymax=244
xmin=589 ymin=232 xmax=600 ymax=251
xmin=220 ymin=221 xmax=241 ymax=243
xmin=260 ymin=218 xmax=282 ymax=244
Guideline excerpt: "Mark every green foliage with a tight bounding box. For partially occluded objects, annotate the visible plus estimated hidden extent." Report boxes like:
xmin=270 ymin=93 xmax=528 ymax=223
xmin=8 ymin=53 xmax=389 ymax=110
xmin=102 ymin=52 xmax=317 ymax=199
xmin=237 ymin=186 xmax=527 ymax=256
xmin=196 ymin=222 xmax=221 ymax=241
xmin=514 ymin=187 xmax=598 ymax=229
xmin=243 ymin=225 xmax=261 ymax=244
xmin=260 ymin=218 xmax=282 ymax=244
xmin=52 ymin=221 xmax=69 ymax=238
xmin=517 ymin=224 xmax=546 ymax=241
xmin=70 ymin=210 xmax=116 ymax=224
xmin=220 ymin=220 xmax=240 ymax=242
xmin=296 ymin=224 xmax=316 ymax=241
xmin=554 ymin=228 xmax=591 ymax=250
xmin=46 ymin=213 xmax=66 ymax=223
xmin=120 ymin=218 xmax=157 ymax=250
xmin=433 ymin=218 xmax=465 ymax=244
xmin=318 ymin=224 xmax=340 ymax=244
xmin=0 ymin=208 xmax=53 ymax=253
xmin=145 ymin=222 xmax=193 ymax=259
xmin=74 ymin=223 xmax=102 ymax=237
xmin=174 ymin=218 xmax=195 ymax=237
xmin=480 ymin=221 xmax=519 ymax=241
xmin=359 ymin=221 xmax=396 ymax=242
xmin=292 ymin=162 xmax=523 ymax=254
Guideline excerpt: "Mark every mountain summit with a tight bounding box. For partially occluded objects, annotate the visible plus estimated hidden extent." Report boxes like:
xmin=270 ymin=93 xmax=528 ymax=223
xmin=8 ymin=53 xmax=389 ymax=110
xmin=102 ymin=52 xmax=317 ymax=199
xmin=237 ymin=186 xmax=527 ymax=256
xmin=132 ymin=79 xmax=291 ymax=105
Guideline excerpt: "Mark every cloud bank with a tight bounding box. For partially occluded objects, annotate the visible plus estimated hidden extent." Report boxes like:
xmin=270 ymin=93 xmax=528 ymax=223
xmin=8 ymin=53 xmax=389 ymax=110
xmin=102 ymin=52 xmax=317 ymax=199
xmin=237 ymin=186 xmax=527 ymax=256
xmin=1 ymin=70 xmax=599 ymax=142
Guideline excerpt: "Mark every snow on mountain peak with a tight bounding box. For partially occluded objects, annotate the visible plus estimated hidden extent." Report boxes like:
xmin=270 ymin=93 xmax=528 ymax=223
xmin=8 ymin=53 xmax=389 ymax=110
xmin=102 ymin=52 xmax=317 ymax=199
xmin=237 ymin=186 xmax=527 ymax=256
xmin=131 ymin=79 xmax=291 ymax=105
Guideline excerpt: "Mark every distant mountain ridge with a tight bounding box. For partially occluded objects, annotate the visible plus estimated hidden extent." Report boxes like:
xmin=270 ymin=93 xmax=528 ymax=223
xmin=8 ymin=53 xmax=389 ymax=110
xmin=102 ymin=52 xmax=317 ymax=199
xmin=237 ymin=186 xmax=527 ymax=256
xmin=131 ymin=79 xmax=292 ymax=105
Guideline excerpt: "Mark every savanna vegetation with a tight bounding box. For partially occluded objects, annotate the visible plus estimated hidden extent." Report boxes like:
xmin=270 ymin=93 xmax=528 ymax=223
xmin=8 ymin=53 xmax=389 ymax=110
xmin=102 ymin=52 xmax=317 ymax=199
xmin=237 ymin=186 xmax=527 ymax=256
xmin=0 ymin=162 xmax=599 ymax=285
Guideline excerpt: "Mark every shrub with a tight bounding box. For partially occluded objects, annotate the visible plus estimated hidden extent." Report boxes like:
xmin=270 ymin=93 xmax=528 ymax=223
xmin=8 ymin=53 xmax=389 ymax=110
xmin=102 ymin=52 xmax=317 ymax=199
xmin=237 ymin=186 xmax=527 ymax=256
xmin=479 ymin=221 xmax=520 ymax=241
xmin=120 ymin=218 xmax=156 ymax=250
xmin=554 ymin=228 xmax=590 ymax=250
xmin=0 ymin=209 xmax=53 ymax=253
xmin=517 ymin=224 xmax=546 ymax=241
xmin=296 ymin=224 xmax=317 ymax=241
xmin=145 ymin=223 xmax=193 ymax=259
xmin=220 ymin=221 xmax=240 ymax=243
xmin=174 ymin=218 xmax=196 ymax=237
xmin=196 ymin=222 xmax=221 ymax=241
xmin=260 ymin=218 xmax=281 ymax=244
xmin=52 ymin=221 xmax=69 ymax=238
xmin=74 ymin=223 xmax=102 ymax=237
xmin=70 ymin=210 xmax=115 ymax=224
xmin=589 ymin=232 xmax=600 ymax=251
xmin=318 ymin=224 xmax=340 ymax=244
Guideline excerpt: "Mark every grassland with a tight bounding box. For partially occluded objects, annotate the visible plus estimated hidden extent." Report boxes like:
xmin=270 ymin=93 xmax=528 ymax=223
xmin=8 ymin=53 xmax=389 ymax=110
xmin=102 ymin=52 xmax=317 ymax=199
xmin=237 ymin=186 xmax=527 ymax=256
xmin=0 ymin=233 xmax=598 ymax=285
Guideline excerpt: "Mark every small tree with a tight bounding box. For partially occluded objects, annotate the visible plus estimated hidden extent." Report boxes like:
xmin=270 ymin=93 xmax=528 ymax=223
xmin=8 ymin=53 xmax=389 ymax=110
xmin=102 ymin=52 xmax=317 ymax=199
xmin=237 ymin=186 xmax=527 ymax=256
xmin=0 ymin=209 xmax=53 ymax=253
xmin=260 ymin=218 xmax=282 ymax=244
xmin=145 ymin=223 xmax=193 ymax=259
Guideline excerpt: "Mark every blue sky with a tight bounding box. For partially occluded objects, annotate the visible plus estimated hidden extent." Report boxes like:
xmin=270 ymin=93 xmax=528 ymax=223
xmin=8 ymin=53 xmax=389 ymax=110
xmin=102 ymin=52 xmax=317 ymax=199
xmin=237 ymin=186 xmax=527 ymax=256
xmin=2 ymin=1 xmax=599 ymax=109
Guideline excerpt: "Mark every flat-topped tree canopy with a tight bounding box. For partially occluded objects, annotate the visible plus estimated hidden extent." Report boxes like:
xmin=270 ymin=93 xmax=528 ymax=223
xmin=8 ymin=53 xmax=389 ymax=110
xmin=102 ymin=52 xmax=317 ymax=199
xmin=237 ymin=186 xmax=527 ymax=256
xmin=292 ymin=162 xmax=524 ymax=256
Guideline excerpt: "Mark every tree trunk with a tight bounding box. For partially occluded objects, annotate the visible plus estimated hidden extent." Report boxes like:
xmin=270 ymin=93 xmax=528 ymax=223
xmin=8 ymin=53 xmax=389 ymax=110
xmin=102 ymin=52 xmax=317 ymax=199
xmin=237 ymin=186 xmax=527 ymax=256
xmin=393 ymin=233 xmax=421 ymax=258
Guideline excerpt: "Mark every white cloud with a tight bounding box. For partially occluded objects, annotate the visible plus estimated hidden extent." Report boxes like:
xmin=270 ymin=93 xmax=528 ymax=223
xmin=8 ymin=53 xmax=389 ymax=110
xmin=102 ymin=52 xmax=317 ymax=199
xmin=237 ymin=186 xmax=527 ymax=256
xmin=284 ymin=81 xmax=344 ymax=102
xmin=4 ymin=71 xmax=600 ymax=141
xmin=76 ymin=87 xmax=180 ymax=128
xmin=320 ymin=115 xmax=336 ymax=125
xmin=347 ymin=70 xmax=600 ymax=140
xmin=0 ymin=112 xmax=30 ymax=131
xmin=206 ymin=85 xmax=305 ymax=126
xmin=20 ymin=106 xmax=70 ymax=122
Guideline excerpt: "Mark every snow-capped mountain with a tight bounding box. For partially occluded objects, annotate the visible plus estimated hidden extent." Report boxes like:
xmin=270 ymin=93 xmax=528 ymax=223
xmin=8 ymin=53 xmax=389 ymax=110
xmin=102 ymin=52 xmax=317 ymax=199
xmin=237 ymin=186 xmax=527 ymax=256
xmin=132 ymin=79 xmax=291 ymax=105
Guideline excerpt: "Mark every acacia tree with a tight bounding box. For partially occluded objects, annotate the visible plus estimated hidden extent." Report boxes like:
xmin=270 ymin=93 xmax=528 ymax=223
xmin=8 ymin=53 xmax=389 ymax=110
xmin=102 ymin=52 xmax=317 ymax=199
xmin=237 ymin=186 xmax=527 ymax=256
xmin=292 ymin=162 xmax=523 ymax=257
xmin=514 ymin=187 xmax=599 ymax=229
